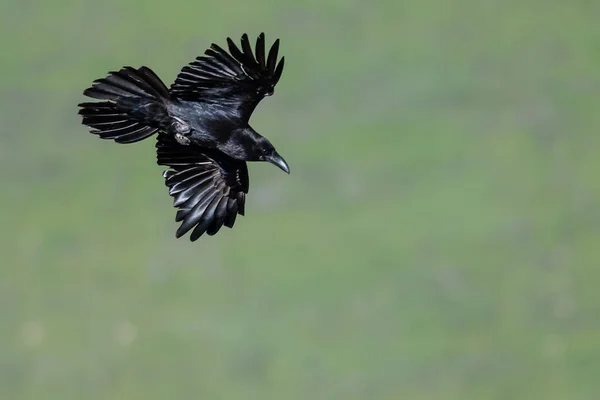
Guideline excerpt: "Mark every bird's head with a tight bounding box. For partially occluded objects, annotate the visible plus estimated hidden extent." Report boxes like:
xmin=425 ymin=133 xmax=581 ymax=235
xmin=220 ymin=127 xmax=290 ymax=174
xmin=251 ymin=135 xmax=289 ymax=173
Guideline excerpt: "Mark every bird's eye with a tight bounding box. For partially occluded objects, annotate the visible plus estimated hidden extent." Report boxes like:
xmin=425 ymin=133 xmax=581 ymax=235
xmin=261 ymin=148 xmax=270 ymax=155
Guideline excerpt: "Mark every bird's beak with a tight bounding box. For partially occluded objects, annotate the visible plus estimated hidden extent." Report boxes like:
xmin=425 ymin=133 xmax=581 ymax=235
xmin=267 ymin=151 xmax=290 ymax=174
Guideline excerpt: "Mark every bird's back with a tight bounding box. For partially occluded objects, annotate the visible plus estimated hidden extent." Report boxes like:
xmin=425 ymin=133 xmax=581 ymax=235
xmin=166 ymin=99 xmax=245 ymax=147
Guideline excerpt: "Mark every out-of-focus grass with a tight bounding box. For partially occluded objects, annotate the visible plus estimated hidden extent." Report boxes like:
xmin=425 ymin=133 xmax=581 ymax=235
xmin=1 ymin=0 xmax=599 ymax=399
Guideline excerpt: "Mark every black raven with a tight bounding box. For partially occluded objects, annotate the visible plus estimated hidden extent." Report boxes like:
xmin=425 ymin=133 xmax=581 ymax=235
xmin=78 ymin=33 xmax=289 ymax=241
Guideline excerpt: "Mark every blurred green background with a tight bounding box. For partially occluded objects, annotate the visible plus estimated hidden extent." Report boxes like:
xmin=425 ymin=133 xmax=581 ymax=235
xmin=1 ymin=0 xmax=599 ymax=398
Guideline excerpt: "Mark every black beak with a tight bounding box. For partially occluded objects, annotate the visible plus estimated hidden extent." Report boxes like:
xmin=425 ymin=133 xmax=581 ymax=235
xmin=267 ymin=151 xmax=290 ymax=174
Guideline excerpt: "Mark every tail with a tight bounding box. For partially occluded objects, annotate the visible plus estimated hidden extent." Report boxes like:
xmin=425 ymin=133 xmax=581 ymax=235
xmin=78 ymin=66 xmax=171 ymax=144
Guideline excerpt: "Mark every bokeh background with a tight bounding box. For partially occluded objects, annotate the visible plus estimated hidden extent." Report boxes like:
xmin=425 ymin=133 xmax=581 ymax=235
xmin=2 ymin=0 xmax=599 ymax=398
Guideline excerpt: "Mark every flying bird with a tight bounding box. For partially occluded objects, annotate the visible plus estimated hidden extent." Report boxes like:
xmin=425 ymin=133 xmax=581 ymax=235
xmin=78 ymin=33 xmax=289 ymax=241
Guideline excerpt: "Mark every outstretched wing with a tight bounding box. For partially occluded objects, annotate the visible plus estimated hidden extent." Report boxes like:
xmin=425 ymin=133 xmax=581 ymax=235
xmin=156 ymin=133 xmax=249 ymax=241
xmin=169 ymin=32 xmax=285 ymax=122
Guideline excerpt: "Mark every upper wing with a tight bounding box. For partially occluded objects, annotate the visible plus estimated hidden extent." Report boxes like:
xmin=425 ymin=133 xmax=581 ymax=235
xmin=169 ymin=32 xmax=285 ymax=122
xmin=156 ymin=133 xmax=249 ymax=241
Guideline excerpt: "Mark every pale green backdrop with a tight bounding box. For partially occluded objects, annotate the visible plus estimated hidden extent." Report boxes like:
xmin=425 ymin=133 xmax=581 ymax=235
xmin=1 ymin=0 xmax=599 ymax=398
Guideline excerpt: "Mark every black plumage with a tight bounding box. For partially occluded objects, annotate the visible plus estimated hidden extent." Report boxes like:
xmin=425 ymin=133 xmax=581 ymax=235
xmin=78 ymin=33 xmax=289 ymax=241
xmin=156 ymin=132 xmax=249 ymax=241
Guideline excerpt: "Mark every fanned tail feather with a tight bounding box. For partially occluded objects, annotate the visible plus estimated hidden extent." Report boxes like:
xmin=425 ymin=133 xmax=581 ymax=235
xmin=78 ymin=66 xmax=170 ymax=144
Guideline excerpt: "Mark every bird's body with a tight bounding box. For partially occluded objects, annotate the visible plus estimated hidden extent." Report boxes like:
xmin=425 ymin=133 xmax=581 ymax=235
xmin=78 ymin=33 xmax=289 ymax=241
xmin=167 ymin=101 xmax=241 ymax=144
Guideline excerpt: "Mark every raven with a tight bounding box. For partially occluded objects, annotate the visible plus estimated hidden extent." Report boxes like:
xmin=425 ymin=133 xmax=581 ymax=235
xmin=78 ymin=33 xmax=289 ymax=241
